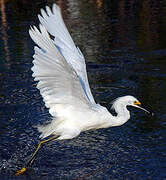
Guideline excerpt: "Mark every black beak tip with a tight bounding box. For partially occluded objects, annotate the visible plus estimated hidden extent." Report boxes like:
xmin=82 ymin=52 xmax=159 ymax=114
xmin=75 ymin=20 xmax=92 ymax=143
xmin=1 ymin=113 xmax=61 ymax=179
xmin=151 ymin=112 xmax=155 ymax=116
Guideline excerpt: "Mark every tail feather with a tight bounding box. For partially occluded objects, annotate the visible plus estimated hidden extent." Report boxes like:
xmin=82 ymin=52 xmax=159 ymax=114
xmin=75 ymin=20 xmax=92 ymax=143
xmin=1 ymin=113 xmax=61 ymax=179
xmin=37 ymin=118 xmax=64 ymax=139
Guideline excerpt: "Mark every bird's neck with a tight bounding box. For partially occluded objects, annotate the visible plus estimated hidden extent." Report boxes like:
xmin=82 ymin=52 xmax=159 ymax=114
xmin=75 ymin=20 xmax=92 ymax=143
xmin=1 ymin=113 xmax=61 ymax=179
xmin=110 ymin=103 xmax=130 ymax=127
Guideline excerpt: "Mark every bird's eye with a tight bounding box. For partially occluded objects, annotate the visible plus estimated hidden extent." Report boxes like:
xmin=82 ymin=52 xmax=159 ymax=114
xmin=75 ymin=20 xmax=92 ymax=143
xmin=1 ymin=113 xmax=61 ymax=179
xmin=134 ymin=101 xmax=141 ymax=105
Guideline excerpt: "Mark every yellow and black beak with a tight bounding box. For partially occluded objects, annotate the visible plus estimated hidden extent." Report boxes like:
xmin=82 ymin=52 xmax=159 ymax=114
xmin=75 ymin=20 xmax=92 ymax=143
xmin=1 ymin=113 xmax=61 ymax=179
xmin=133 ymin=101 xmax=151 ymax=114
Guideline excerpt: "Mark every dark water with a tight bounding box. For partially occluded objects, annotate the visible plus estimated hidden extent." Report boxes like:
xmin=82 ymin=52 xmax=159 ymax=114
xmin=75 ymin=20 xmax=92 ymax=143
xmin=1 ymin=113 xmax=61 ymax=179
xmin=0 ymin=0 xmax=166 ymax=179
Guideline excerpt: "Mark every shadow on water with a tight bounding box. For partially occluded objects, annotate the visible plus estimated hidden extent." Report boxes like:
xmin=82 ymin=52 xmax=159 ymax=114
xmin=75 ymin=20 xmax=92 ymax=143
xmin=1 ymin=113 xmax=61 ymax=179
xmin=0 ymin=0 xmax=166 ymax=179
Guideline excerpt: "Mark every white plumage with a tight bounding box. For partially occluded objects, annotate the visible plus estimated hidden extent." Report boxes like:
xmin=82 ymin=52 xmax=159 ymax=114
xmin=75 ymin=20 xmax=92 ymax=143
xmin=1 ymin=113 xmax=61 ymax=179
xmin=15 ymin=4 xmax=152 ymax=176
xmin=29 ymin=4 xmax=150 ymax=140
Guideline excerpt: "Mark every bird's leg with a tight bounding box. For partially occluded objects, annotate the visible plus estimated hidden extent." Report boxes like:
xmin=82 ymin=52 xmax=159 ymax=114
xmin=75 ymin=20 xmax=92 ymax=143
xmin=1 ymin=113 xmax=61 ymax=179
xmin=28 ymin=135 xmax=60 ymax=167
xmin=15 ymin=135 xmax=60 ymax=176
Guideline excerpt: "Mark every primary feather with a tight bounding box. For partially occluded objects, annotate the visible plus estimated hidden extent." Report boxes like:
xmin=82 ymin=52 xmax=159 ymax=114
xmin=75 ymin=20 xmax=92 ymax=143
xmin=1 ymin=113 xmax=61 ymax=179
xmin=37 ymin=4 xmax=95 ymax=103
xmin=29 ymin=26 xmax=89 ymax=107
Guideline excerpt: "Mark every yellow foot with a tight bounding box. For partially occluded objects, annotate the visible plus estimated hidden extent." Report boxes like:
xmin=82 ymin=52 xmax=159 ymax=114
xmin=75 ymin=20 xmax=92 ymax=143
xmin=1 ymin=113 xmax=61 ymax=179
xmin=15 ymin=167 xmax=27 ymax=176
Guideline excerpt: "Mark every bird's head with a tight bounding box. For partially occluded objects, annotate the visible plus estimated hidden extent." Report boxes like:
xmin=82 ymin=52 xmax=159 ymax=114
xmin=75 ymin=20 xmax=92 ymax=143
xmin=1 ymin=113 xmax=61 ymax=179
xmin=111 ymin=95 xmax=150 ymax=114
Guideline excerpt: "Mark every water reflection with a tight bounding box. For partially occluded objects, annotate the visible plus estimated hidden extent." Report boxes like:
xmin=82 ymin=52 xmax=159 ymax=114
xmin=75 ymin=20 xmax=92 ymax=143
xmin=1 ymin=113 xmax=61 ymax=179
xmin=0 ymin=0 xmax=10 ymax=66
xmin=0 ymin=0 xmax=166 ymax=179
xmin=139 ymin=0 xmax=160 ymax=50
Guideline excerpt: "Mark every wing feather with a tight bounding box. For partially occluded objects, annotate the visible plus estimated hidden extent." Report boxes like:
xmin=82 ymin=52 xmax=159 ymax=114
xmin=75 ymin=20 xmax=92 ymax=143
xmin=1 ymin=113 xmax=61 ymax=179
xmin=37 ymin=4 xmax=95 ymax=104
xmin=29 ymin=25 xmax=90 ymax=117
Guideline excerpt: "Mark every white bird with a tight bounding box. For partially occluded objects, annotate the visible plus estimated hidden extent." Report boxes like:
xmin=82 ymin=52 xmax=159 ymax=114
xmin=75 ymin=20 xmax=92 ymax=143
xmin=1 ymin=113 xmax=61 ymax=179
xmin=16 ymin=4 xmax=150 ymax=176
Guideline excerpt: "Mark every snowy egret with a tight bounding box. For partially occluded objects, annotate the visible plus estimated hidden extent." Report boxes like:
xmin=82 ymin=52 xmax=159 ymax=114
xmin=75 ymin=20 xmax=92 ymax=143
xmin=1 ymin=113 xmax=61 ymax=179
xmin=16 ymin=4 xmax=150 ymax=176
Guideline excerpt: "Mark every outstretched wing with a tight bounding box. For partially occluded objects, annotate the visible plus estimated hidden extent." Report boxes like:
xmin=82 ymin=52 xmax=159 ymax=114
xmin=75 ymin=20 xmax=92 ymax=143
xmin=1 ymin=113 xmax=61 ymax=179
xmin=29 ymin=24 xmax=90 ymax=117
xmin=37 ymin=4 xmax=95 ymax=104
